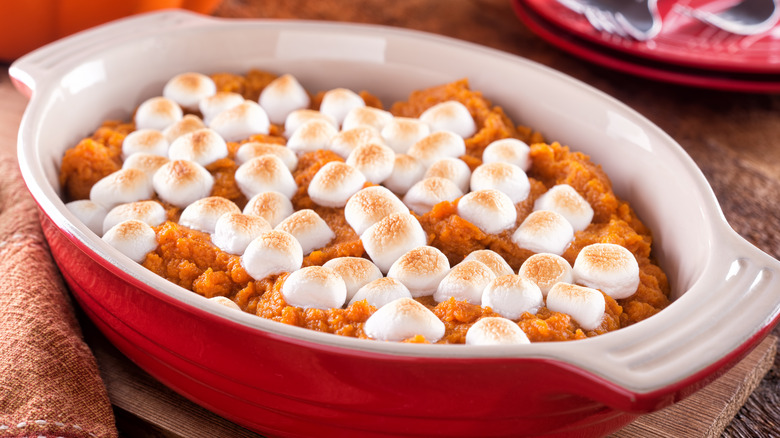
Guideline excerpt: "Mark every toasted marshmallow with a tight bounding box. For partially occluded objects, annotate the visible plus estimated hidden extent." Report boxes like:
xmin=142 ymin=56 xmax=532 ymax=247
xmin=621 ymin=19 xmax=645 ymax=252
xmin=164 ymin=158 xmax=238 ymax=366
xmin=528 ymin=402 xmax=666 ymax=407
xmin=211 ymin=213 xmax=272 ymax=255
xmin=162 ymin=72 xmax=216 ymax=111
xmin=534 ymin=184 xmax=594 ymax=232
xmin=283 ymin=109 xmax=337 ymax=138
xmin=209 ymin=100 xmax=270 ymax=142
xmin=424 ymin=158 xmax=471 ymax=193
xmin=152 ymin=160 xmax=214 ymax=209
xmin=103 ymin=200 xmax=167 ymax=234
xmin=481 ymin=275 xmax=544 ymax=320
xmin=381 ymin=117 xmax=431 ymax=153
xmin=121 ymin=129 xmax=168 ymax=159
xmin=65 ymin=200 xmax=107 ymax=235
xmin=281 ymin=266 xmax=347 ymax=310
xmin=286 ymin=119 xmax=339 ymax=154
xmin=407 ymin=130 xmax=465 ymax=168
xmin=342 ymin=106 xmax=393 ymax=132
xmin=208 ymin=296 xmax=241 ymax=311
xmin=361 ymin=213 xmax=427 ymax=274
xmin=199 ymin=91 xmax=245 ymax=125
xmin=519 ymin=253 xmax=573 ymax=296
xmin=463 ymin=250 xmax=514 ymax=277
xmin=235 ymin=142 xmax=298 ymax=171
xmin=241 ymin=230 xmax=303 ymax=280
xmin=511 ymin=210 xmax=574 ymax=256
xmin=243 ymin=191 xmax=294 ymax=227
xmin=134 ymin=96 xmax=183 ymax=131
xmin=178 ymin=196 xmax=240 ymax=234
xmin=258 ymin=74 xmax=311 ymax=125
xmin=434 ymin=260 xmax=496 ymax=304
xmin=274 ymin=209 xmax=335 ymax=254
xmin=387 ymin=246 xmax=451 ymax=297
xmin=546 ymin=283 xmax=606 ymax=331
xmin=167 ymin=128 xmax=228 ymax=167
xmin=323 ymin=257 xmax=383 ymax=301
xmin=457 ymin=189 xmax=517 ymax=235
xmin=482 ymin=138 xmax=532 ymax=171
xmin=307 ymin=162 xmax=366 ymax=208
xmin=465 ymin=317 xmax=530 ymax=345
xmin=419 ymin=101 xmax=477 ymax=138
xmin=234 ymin=155 xmax=298 ymax=200
xmin=349 ymin=277 xmax=413 ymax=308
xmin=319 ymin=88 xmax=365 ymax=127
xmin=470 ymin=162 xmax=530 ymax=203
xmin=329 ymin=125 xmax=385 ymax=159
xmin=403 ymin=177 xmax=463 ymax=215
xmin=162 ymin=114 xmax=206 ymax=143
xmin=102 ymin=219 xmax=158 ymax=263
xmin=383 ymin=154 xmax=425 ymax=195
xmin=572 ymin=243 xmax=640 ymax=299
xmin=90 ymin=168 xmax=154 ymax=209
xmin=122 ymin=153 xmax=170 ymax=179
xmin=345 ymin=142 xmax=395 ymax=183
xmin=345 ymin=186 xmax=409 ymax=235
xmin=363 ymin=297 xmax=445 ymax=342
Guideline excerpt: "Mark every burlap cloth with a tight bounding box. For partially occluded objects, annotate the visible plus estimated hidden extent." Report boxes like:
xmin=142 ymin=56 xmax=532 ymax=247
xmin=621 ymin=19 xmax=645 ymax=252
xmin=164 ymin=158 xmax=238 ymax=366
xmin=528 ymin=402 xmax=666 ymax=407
xmin=0 ymin=155 xmax=118 ymax=438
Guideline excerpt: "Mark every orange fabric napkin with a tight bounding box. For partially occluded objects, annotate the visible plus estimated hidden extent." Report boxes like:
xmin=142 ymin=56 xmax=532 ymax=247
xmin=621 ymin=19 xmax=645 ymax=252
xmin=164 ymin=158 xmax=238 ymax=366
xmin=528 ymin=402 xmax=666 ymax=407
xmin=0 ymin=155 xmax=118 ymax=438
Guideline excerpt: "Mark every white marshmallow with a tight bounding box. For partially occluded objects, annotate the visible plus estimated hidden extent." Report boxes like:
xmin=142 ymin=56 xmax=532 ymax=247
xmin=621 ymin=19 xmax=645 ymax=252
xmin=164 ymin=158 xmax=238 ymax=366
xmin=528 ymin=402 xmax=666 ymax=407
xmin=456 ymin=189 xmax=517 ymax=235
xmin=162 ymin=114 xmax=206 ymax=144
xmin=344 ymin=186 xmax=409 ymax=236
xmin=434 ymin=260 xmax=496 ymax=305
xmin=162 ymin=72 xmax=217 ymax=111
xmin=345 ymin=142 xmax=395 ymax=183
xmin=387 ymin=246 xmax=451 ymax=297
xmin=534 ymin=184 xmax=594 ymax=232
xmin=235 ymin=142 xmax=298 ymax=171
xmin=178 ymin=196 xmax=240 ymax=234
xmin=381 ymin=117 xmax=431 ymax=153
xmin=274 ymin=209 xmax=335 ymax=255
xmin=511 ymin=210 xmax=574 ymax=256
xmin=363 ymin=297 xmax=445 ymax=342
xmin=307 ymin=161 xmax=366 ymax=208
xmin=382 ymin=154 xmax=425 ymax=195
xmin=234 ymin=155 xmax=298 ymax=200
xmin=122 ymin=153 xmax=170 ymax=180
xmin=283 ymin=109 xmax=337 ymax=138
xmin=286 ymin=118 xmax=339 ymax=154
xmin=121 ymin=129 xmax=168 ymax=159
xmin=319 ymin=88 xmax=365 ymax=127
xmin=424 ymin=158 xmax=471 ymax=193
xmin=482 ymin=138 xmax=532 ymax=171
xmin=419 ymin=101 xmax=477 ymax=139
xmin=361 ymin=212 xmax=428 ymax=274
xmin=209 ymin=100 xmax=270 ymax=142
xmin=323 ymin=257 xmax=383 ymax=301
xmin=463 ymin=250 xmax=514 ymax=277
xmin=407 ymin=130 xmax=466 ymax=168
xmin=103 ymin=200 xmax=167 ymax=234
xmin=572 ymin=243 xmax=640 ymax=299
xmin=199 ymin=91 xmax=245 ymax=126
xmin=208 ymin=296 xmax=241 ymax=311
xmin=241 ymin=230 xmax=303 ymax=280
xmin=134 ymin=96 xmax=183 ymax=131
xmin=329 ymin=125 xmax=385 ymax=159
xmin=90 ymin=168 xmax=154 ymax=209
xmin=152 ymin=160 xmax=214 ymax=209
xmin=470 ymin=162 xmax=530 ymax=203
xmin=349 ymin=277 xmax=413 ymax=308
xmin=342 ymin=106 xmax=393 ymax=132
xmin=281 ymin=266 xmax=347 ymax=310
xmin=65 ymin=200 xmax=107 ymax=235
xmin=465 ymin=317 xmax=530 ymax=345
xmin=258 ymin=74 xmax=311 ymax=125
xmin=403 ymin=177 xmax=463 ymax=215
xmin=518 ymin=253 xmax=573 ymax=297
xmin=481 ymin=275 xmax=544 ymax=320
xmin=167 ymin=128 xmax=229 ymax=167
xmin=243 ymin=191 xmax=294 ymax=227
xmin=546 ymin=283 xmax=606 ymax=331
xmin=102 ymin=219 xmax=158 ymax=263
xmin=211 ymin=213 xmax=272 ymax=255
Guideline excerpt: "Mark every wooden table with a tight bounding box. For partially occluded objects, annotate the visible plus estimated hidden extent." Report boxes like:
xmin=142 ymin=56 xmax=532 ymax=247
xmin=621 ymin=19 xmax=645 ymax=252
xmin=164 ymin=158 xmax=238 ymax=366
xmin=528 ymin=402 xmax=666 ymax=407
xmin=2 ymin=0 xmax=779 ymax=436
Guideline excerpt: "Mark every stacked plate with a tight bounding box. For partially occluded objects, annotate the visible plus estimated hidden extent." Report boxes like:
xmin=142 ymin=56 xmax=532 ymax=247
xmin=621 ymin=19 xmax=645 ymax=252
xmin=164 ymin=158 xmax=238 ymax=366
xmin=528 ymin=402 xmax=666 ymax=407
xmin=513 ymin=0 xmax=780 ymax=92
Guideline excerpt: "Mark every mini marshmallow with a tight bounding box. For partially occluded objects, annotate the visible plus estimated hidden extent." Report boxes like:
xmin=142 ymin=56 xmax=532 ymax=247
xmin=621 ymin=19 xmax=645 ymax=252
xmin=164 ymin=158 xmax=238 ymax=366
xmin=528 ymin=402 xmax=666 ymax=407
xmin=167 ymin=128 xmax=228 ymax=167
xmin=122 ymin=153 xmax=170 ymax=179
xmin=283 ymin=109 xmax=337 ymax=138
xmin=235 ymin=142 xmax=298 ymax=171
xmin=319 ymin=88 xmax=365 ymax=127
xmin=102 ymin=219 xmax=158 ymax=263
xmin=274 ymin=209 xmax=336 ymax=255
xmin=465 ymin=317 xmax=530 ymax=346
xmin=470 ymin=162 xmax=530 ymax=203
xmin=211 ymin=213 xmax=272 ymax=255
xmin=349 ymin=277 xmax=413 ymax=308
xmin=403 ymin=177 xmax=463 ymax=215
xmin=572 ymin=243 xmax=640 ymax=299
xmin=329 ymin=125 xmax=385 ymax=159
xmin=344 ymin=186 xmax=409 ymax=235
xmin=361 ymin=212 xmax=428 ymax=274
xmin=323 ymin=257 xmax=383 ymax=301
xmin=162 ymin=114 xmax=206 ymax=143
xmin=511 ymin=210 xmax=574 ymax=256
xmin=178 ymin=196 xmax=241 ymax=234
xmin=419 ymin=101 xmax=477 ymax=139
xmin=345 ymin=142 xmax=395 ymax=183
xmin=208 ymin=296 xmax=241 ymax=311
xmin=199 ymin=91 xmax=245 ymax=125
xmin=65 ymin=200 xmax=107 ymax=235
xmin=281 ymin=266 xmax=347 ymax=310
xmin=342 ymin=106 xmax=394 ymax=132
xmin=152 ymin=160 xmax=214 ymax=209
xmin=434 ymin=260 xmax=496 ymax=304
xmin=534 ymin=184 xmax=594 ymax=232
xmin=209 ymin=100 xmax=270 ymax=142
xmin=381 ymin=117 xmax=431 ymax=153
xmin=258 ymin=74 xmax=311 ymax=125
xmin=363 ymin=297 xmax=445 ymax=342
xmin=482 ymin=274 xmax=544 ymax=320
xmin=424 ymin=158 xmax=471 ymax=193
xmin=121 ymin=129 xmax=168 ymax=159
xmin=463 ymin=250 xmax=514 ymax=277
xmin=134 ymin=96 xmax=183 ymax=131
xmin=407 ymin=130 xmax=466 ymax=168
xmin=103 ymin=200 xmax=167 ymax=234
xmin=90 ymin=168 xmax=154 ymax=209
xmin=162 ymin=72 xmax=216 ymax=111
xmin=482 ymin=138 xmax=532 ymax=171
xmin=307 ymin=161 xmax=366 ymax=208
xmin=456 ymin=189 xmax=517 ymax=235
xmin=387 ymin=246 xmax=451 ymax=297
xmin=286 ymin=118 xmax=339 ymax=154
xmin=383 ymin=154 xmax=425 ymax=195
xmin=546 ymin=283 xmax=606 ymax=331
xmin=241 ymin=230 xmax=303 ymax=280
xmin=519 ymin=253 xmax=574 ymax=296
xmin=243 ymin=191 xmax=294 ymax=227
xmin=234 ymin=155 xmax=298 ymax=200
